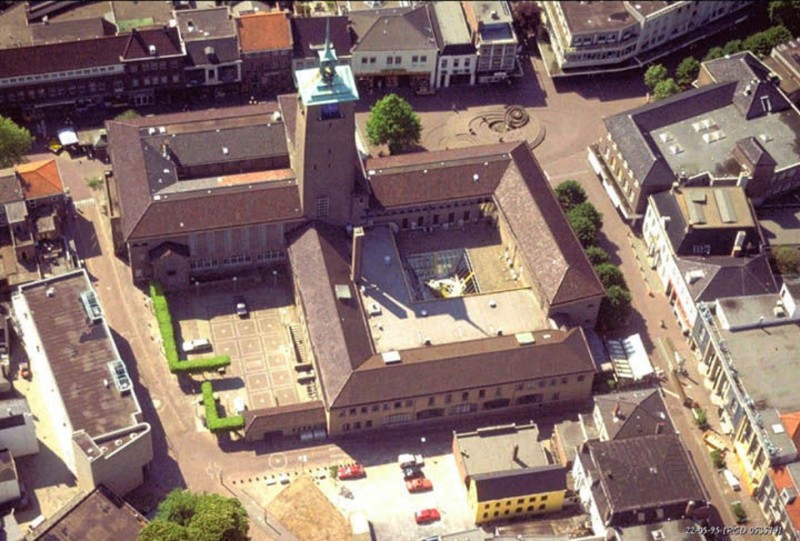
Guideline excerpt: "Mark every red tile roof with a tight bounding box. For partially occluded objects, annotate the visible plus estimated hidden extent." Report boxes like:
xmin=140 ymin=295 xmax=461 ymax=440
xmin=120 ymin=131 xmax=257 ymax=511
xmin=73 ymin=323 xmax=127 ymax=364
xmin=770 ymin=466 xmax=800 ymax=529
xmin=16 ymin=159 xmax=63 ymax=199
xmin=237 ymin=12 xmax=292 ymax=53
xmin=782 ymin=412 xmax=800 ymax=449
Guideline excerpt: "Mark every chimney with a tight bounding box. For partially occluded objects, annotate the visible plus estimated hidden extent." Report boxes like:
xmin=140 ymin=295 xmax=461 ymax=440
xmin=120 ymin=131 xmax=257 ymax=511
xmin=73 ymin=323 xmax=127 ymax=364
xmin=731 ymin=230 xmax=746 ymax=257
xmin=612 ymin=401 xmax=621 ymax=419
xmin=162 ymin=142 xmax=170 ymax=158
xmin=350 ymin=227 xmax=365 ymax=282
xmin=512 ymin=444 xmax=519 ymax=461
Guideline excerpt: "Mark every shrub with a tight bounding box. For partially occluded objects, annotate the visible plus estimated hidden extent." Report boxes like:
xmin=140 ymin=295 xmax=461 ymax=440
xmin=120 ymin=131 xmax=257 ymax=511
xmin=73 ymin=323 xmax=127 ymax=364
xmin=693 ymin=407 xmax=708 ymax=429
xmin=149 ymin=282 xmax=231 ymax=374
xmin=652 ymin=78 xmax=681 ymax=100
xmin=732 ymin=501 xmax=747 ymax=523
xmin=722 ymin=39 xmax=743 ymax=56
xmin=711 ymin=450 xmax=726 ymax=469
xmin=202 ymin=381 xmax=245 ymax=434
xmin=584 ymin=246 xmax=610 ymax=265
xmin=704 ymin=46 xmax=724 ymax=61
xmin=644 ymin=64 xmax=668 ymax=92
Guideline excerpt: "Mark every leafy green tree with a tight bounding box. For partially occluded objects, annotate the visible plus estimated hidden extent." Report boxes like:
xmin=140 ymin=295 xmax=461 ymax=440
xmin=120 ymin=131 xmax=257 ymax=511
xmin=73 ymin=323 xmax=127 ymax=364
xmin=584 ymin=246 xmax=610 ymax=266
xmin=594 ymin=263 xmax=627 ymax=290
xmin=774 ymin=246 xmax=800 ymax=274
xmin=511 ymin=1 xmax=542 ymax=39
xmin=644 ymin=64 xmax=668 ymax=92
xmin=139 ymin=521 xmax=189 ymax=541
xmin=744 ymin=26 xmax=792 ymax=57
xmin=365 ymin=93 xmax=422 ymax=154
xmin=0 ymin=116 xmax=33 ymax=167
xmin=722 ymin=39 xmax=743 ymax=56
xmin=769 ymin=0 xmax=800 ymax=36
xmin=704 ymin=46 xmax=725 ymax=61
xmin=568 ymin=202 xmax=603 ymax=230
xmin=596 ymin=285 xmax=632 ymax=331
xmin=766 ymin=24 xmax=793 ymax=49
xmin=676 ymin=56 xmax=700 ymax=87
xmin=142 ymin=490 xmax=249 ymax=541
xmin=554 ymin=180 xmax=587 ymax=211
xmin=114 ymin=109 xmax=141 ymax=121
xmin=652 ymin=78 xmax=681 ymax=101
xmin=185 ymin=494 xmax=249 ymax=541
xmin=568 ymin=213 xmax=598 ymax=248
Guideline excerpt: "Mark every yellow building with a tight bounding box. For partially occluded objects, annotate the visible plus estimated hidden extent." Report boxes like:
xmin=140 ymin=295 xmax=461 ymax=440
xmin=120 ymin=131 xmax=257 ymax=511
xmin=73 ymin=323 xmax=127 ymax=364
xmin=453 ymin=422 xmax=566 ymax=525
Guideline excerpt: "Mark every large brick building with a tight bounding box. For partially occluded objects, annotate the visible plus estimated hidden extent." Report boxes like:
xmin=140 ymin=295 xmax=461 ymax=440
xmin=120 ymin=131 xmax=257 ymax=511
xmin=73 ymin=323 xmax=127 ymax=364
xmin=108 ymin=37 xmax=603 ymax=439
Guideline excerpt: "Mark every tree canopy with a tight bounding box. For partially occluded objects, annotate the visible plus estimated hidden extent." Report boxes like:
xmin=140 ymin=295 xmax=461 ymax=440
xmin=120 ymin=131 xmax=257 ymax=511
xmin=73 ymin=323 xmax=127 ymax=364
xmin=676 ymin=56 xmax=700 ymax=87
xmin=0 ymin=116 xmax=33 ymax=168
xmin=139 ymin=490 xmax=249 ymax=541
xmin=567 ymin=202 xmax=603 ymax=230
xmin=597 ymin=285 xmax=632 ymax=331
xmin=594 ymin=263 xmax=627 ymax=290
xmin=704 ymin=46 xmax=725 ymax=61
xmin=774 ymin=246 xmax=800 ymax=275
xmin=584 ymin=246 xmax=610 ymax=266
xmin=567 ymin=213 xmax=598 ymax=248
xmin=644 ymin=64 xmax=668 ymax=92
xmin=743 ymin=25 xmax=792 ymax=57
xmin=365 ymin=93 xmax=422 ymax=155
xmin=722 ymin=39 xmax=743 ymax=56
xmin=554 ymin=180 xmax=587 ymax=211
xmin=769 ymin=0 xmax=800 ymax=37
xmin=652 ymin=78 xmax=681 ymax=101
xmin=114 ymin=109 xmax=142 ymax=121
xmin=511 ymin=1 xmax=542 ymax=39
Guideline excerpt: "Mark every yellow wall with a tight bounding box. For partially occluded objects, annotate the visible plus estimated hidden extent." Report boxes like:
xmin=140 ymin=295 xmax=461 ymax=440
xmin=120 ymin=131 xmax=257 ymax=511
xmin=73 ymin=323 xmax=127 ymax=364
xmin=469 ymin=480 xmax=565 ymax=524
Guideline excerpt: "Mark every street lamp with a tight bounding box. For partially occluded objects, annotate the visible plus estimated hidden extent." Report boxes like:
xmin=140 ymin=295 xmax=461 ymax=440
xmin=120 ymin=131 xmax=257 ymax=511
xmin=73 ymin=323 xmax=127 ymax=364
xmin=299 ymin=454 xmax=308 ymax=473
xmin=233 ymin=276 xmax=238 ymax=295
xmin=272 ymin=269 xmax=278 ymax=288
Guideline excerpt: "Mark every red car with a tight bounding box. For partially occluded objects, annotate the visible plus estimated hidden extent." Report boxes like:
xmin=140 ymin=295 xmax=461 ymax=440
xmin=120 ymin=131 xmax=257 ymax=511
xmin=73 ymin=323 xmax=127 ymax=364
xmin=406 ymin=477 xmax=433 ymax=493
xmin=414 ymin=508 xmax=441 ymax=524
xmin=337 ymin=463 xmax=366 ymax=480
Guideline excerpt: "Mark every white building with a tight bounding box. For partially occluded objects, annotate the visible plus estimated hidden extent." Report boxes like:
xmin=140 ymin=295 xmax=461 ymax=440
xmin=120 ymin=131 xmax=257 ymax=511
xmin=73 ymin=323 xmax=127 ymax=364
xmin=428 ymin=2 xmax=476 ymax=88
xmin=0 ymin=450 xmax=20 ymax=506
xmin=0 ymin=398 xmax=38 ymax=458
xmin=11 ymin=270 xmax=152 ymax=495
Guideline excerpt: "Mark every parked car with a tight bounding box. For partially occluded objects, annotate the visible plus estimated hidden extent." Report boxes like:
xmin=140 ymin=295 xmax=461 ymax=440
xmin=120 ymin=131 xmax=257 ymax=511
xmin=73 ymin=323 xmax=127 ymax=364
xmin=234 ymin=297 xmax=248 ymax=318
xmin=338 ymin=463 xmax=366 ymax=480
xmin=414 ymin=509 xmax=441 ymax=524
xmin=398 ymin=453 xmax=424 ymax=468
xmin=181 ymin=338 xmax=211 ymax=353
xmin=406 ymin=477 xmax=433 ymax=493
xmin=403 ymin=466 xmax=424 ymax=480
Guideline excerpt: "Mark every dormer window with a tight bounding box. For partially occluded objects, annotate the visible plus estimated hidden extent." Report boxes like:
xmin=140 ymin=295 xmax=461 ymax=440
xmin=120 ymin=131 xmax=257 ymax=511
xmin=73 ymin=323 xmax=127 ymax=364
xmin=761 ymin=96 xmax=772 ymax=113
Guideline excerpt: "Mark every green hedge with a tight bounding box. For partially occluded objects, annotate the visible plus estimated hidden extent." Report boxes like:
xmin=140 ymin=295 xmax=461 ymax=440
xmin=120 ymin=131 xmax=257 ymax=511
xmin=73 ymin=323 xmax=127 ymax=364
xmin=149 ymin=282 xmax=231 ymax=374
xmin=201 ymin=381 xmax=245 ymax=433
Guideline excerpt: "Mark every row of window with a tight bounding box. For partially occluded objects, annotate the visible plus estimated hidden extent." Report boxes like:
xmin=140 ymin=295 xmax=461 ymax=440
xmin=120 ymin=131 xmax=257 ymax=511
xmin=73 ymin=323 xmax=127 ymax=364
xmin=189 ymin=251 xmax=285 ymax=270
xmin=131 ymin=75 xmax=180 ymax=88
xmin=360 ymin=55 xmax=429 ymax=66
xmin=129 ymin=60 xmax=180 ymax=73
xmin=483 ymin=495 xmax=549 ymax=509
xmin=1 ymin=64 xmax=123 ymax=86
xmin=482 ymin=504 xmax=547 ymax=520
xmin=0 ymin=80 xmax=125 ymax=104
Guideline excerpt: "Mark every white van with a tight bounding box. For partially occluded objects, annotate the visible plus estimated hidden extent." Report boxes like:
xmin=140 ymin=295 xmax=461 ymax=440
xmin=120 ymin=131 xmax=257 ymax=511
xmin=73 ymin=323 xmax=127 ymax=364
xmin=723 ymin=469 xmax=742 ymax=491
xmin=182 ymin=338 xmax=211 ymax=353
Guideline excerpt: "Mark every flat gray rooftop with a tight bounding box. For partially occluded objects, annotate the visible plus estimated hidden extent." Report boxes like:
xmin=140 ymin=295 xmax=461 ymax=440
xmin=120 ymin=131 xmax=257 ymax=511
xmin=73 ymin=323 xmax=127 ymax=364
xmin=560 ymin=0 xmax=636 ymax=33
xmin=456 ymin=423 xmax=549 ymax=476
xmin=716 ymin=313 xmax=800 ymax=413
xmin=19 ymin=271 xmax=141 ymax=438
xmin=716 ymin=294 xmax=787 ymax=330
xmin=652 ymin=105 xmax=800 ymax=178
xmin=358 ymin=226 xmax=547 ymax=353
xmin=431 ymin=1 xmax=472 ymax=46
xmin=758 ymin=206 xmax=800 ymax=246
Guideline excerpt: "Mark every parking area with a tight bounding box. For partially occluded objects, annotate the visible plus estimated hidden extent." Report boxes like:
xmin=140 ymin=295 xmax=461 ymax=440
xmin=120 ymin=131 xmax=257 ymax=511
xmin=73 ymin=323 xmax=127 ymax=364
xmin=169 ymin=276 xmax=318 ymax=416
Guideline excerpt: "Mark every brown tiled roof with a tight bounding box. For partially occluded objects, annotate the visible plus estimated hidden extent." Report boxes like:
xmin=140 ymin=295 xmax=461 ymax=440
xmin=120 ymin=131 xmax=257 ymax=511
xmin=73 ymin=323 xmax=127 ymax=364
xmin=0 ymin=169 xmax=23 ymax=205
xmin=237 ymin=12 xmax=292 ymax=52
xmin=31 ymin=17 xmax=117 ymax=45
xmin=594 ymin=389 xmax=675 ymax=440
xmin=334 ymin=327 xmax=596 ymax=407
xmin=243 ymin=401 xmax=326 ymax=436
xmin=350 ymin=6 xmax=438 ymax=53
xmin=16 ymin=159 xmax=64 ymax=200
xmin=278 ymin=94 xmax=299 ymax=150
xmin=120 ymin=27 xmax=184 ymax=60
xmin=770 ymin=465 xmax=800 ymax=530
xmin=290 ymin=16 xmax=354 ymax=59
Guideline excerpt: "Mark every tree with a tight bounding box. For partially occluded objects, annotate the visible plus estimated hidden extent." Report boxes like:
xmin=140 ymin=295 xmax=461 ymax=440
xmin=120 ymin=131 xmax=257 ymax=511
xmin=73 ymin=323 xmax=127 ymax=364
xmin=774 ymin=246 xmax=800 ymax=274
xmin=594 ymin=263 xmax=627 ymax=290
xmin=114 ymin=109 xmax=141 ymax=121
xmin=676 ymin=56 xmax=700 ymax=87
xmin=365 ymin=93 xmax=421 ymax=154
xmin=644 ymin=64 xmax=668 ymax=92
xmin=704 ymin=47 xmax=724 ymax=61
xmin=142 ymin=490 xmax=249 ymax=541
xmin=584 ymin=246 xmax=610 ymax=266
xmin=554 ymin=180 xmax=587 ymax=211
xmin=511 ymin=1 xmax=542 ymax=39
xmin=769 ymin=0 xmax=800 ymax=37
xmin=766 ymin=24 xmax=793 ymax=50
xmin=0 ymin=116 xmax=33 ymax=168
xmin=567 ymin=202 xmax=603 ymax=230
xmin=743 ymin=26 xmax=791 ymax=57
xmin=596 ymin=285 xmax=632 ymax=331
xmin=85 ymin=176 xmax=104 ymax=191
xmin=722 ymin=39 xmax=743 ymax=56
xmin=139 ymin=521 xmax=189 ymax=541
xmin=568 ymin=213 xmax=598 ymax=248
xmin=652 ymin=78 xmax=681 ymax=101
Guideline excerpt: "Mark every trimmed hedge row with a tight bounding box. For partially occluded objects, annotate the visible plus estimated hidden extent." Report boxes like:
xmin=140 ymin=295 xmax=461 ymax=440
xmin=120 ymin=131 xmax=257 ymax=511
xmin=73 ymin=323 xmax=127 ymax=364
xmin=201 ymin=381 xmax=245 ymax=433
xmin=149 ymin=282 xmax=231 ymax=374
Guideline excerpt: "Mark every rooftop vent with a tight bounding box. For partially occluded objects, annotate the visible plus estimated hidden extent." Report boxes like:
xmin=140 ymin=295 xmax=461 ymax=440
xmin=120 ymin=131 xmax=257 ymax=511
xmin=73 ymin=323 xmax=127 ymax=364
xmin=381 ymin=351 xmax=401 ymax=365
xmin=80 ymin=290 xmax=103 ymax=323
xmin=669 ymin=144 xmax=683 ymax=155
xmin=760 ymin=133 xmax=773 ymax=143
xmin=473 ymin=174 xmax=479 ymax=182
xmin=658 ymin=132 xmax=673 ymax=143
xmin=148 ymin=127 xmax=157 ymax=135
xmin=272 ymin=111 xmax=282 ymax=123
xmin=774 ymin=304 xmax=787 ymax=318
xmin=108 ymin=360 xmax=132 ymax=394
xmin=148 ymin=44 xmax=157 ymax=56
xmin=782 ymin=487 xmax=797 ymax=505
xmin=515 ymin=332 xmax=536 ymax=345
xmin=335 ymin=284 xmax=352 ymax=300
xmin=46 ymin=287 xmax=56 ymax=297
xmin=685 ymin=270 xmax=705 ymax=284
xmin=651 ymin=530 xmax=666 ymax=541
xmin=222 ymin=147 xmax=229 ymax=155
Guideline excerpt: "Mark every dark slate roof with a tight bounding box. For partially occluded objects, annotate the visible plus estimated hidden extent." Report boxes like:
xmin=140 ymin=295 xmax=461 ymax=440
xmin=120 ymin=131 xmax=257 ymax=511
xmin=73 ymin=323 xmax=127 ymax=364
xmin=108 ymin=103 xmax=300 ymax=241
xmin=0 ymin=450 xmax=15 ymax=484
xmin=337 ymin=327 xmax=596 ymax=407
xmin=366 ymin=143 xmax=604 ymax=309
xmin=0 ymin=170 xmax=22 ymax=206
xmin=244 ymin=401 xmax=326 ymax=436
xmin=474 ymin=465 xmax=566 ymax=501
xmin=679 ymin=253 xmax=778 ymax=303
xmin=736 ymin=137 xmax=777 ymax=168
xmin=149 ymin=241 xmax=190 ymax=260
xmin=185 ymin=36 xmax=240 ymax=66
xmin=175 ymin=7 xmax=237 ymax=40
xmin=703 ymin=52 xmax=791 ymax=120
xmin=603 ymin=82 xmax=737 ymax=186
xmin=31 ymin=17 xmax=117 ymax=44
xmin=286 ymin=224 xmax=374 ymax=406
xmin=594 ymin=389 xmax=675 ymax=440
xmin=278 ymin=94 xmax=298 ymax=150
xmin=582 ymin=435 xmax=707 ymax=521
xmin=350 ymin=6 xmax=438 ymax=53
xmin=427 ymin=2 xmax=475 ymax=56
xmin=0 ymin=27 xmax=183 ymax=78
xmin=291 ymin=16 xmax=354 ymax=59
